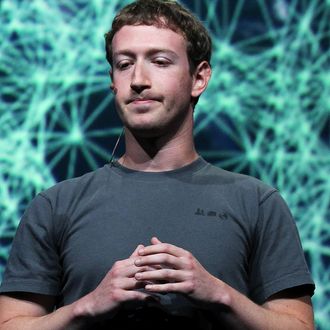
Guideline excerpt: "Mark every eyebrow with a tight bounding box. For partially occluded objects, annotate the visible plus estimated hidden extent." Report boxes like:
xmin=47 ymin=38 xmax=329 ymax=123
xmin=113 ymin=48 xmax=179 ymax=60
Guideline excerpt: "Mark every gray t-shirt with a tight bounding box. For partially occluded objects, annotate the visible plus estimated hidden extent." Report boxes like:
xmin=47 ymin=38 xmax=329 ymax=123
xmin=0 ymin=157 xmax=314 ymax=328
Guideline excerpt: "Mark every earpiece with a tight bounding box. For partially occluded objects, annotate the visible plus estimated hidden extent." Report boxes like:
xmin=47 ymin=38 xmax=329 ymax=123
xmin=110 ymin=83 xmax=118 ymax=94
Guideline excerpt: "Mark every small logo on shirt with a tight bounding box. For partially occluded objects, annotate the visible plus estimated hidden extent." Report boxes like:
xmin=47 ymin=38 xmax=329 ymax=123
xmin=195 ymin=208 xmax=228 ymax=220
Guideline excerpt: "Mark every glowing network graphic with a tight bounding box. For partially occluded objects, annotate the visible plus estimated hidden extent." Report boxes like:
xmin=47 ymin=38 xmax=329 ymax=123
xmin=0 ymin=0 xmax=329 ymax=328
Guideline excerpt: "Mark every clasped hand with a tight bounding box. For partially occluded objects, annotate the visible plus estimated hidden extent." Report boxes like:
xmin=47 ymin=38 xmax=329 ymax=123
xmin=86 ymin=237 xmax=223 ymax=319
xmin=134 ymin=237 xmax=221 ymax=304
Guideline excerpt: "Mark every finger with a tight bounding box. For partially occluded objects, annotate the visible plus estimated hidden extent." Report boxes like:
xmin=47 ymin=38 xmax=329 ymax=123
xmin=120 ymin=276 xmax=155 ymax=290
xmin=109 ymin=259 xmax=149 ymax=279
xmin=124 ymin=290 xmax=153 ymax=302
xmin=151 ymin=236 xmax=162 ymax=244
xmin=138 ymin=242 xmax=188 ymax=258
xmin=135 ymin=268 xmax=186 ymax=283
xmin=130 ymin=244 xmax=145 ymax=257
xmin=144 ymin=282 xmax=187 ymax=293
xmin=135 ymin=253 xmax=184 ymax=269
xmin=149 ymin=264 xmax=162 ymax=270
xmin=135 ymin=265 xmax=162 ymax=273
xmin=120 ymin=277 xmax=141 ymax=289
xmin=127 ymin=265 xmax=152 ymax=278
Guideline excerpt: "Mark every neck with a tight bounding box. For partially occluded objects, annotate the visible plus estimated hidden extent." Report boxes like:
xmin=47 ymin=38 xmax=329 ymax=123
xmin=118 ymin=118 xmax=198 ymax=172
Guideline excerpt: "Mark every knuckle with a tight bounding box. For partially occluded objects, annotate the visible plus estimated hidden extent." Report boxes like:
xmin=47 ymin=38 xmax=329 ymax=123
xmin=164 ymin=283 xmax=174 ymax=291
xmin=163 ymin=244 xmax=171 ymax=253
xmin=110 ymin=267 xmax=119 ymax=278
xmin=112 ymin=261 xmax=121 ymax=271
xmin=110 ymin=260 xmax=125 ymax=277
xmin=110 ymin=289 xmax=122 ymax=303
xmin=113 ymin=260 xmax=121 ymax=268
xmin=133 ymin=291 xmax=143 ymax=300
xmin=186 ymin=272 xmax=194 ymax=281
xmin=187 ymin=252 xmax=194 ymax=262
xmin=187 ymin=262 xmax=194 ymax=271
xmin=185 ymin=255 xmax=195 ymax=270
xmin=162 ymin=254 xmax=170 ymax=263
xmin=164 ymin=269 xmax=172 ymax=278
xmin=185 ymin=281 xmax=196 ymax=294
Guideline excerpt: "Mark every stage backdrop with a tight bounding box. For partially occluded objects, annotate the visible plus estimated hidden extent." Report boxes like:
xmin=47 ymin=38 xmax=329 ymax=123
xmin=0 ymin=0 xmax=329 ymax=328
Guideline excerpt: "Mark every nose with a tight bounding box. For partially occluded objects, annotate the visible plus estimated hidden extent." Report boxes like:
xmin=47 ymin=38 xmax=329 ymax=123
xmin=130 ymin=61 xmax=151 ymax=93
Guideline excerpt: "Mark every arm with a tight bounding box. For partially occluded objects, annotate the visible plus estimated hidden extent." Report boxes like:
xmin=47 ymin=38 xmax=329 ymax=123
xmin=134 ymin=237 xmax=314 ymax=330
xmin=210 ymin=283 xmax=314 ymax=329
xmin=0 ymin=245 xmax=153 ymax=330
xmin=0 ymin=293 xmax=86 ymax=330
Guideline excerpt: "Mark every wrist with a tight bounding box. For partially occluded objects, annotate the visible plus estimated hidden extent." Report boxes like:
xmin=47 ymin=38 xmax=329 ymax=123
xmin=71 ymin=294 xmax=96 ymax=321
xmin=71 ymin=291 xmax=118 ymax=326
xmin=212 ymin=279 xmax=234 ymax=308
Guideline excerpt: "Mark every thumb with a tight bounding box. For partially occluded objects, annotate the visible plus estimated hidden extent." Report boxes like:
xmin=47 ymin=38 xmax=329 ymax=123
xmin=130 ymin=244 xmax=144 ymax=257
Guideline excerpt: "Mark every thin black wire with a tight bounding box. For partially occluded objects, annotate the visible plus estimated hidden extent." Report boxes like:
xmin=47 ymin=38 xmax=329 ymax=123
xmin=109 ymin=128 xmax=124 ymax=166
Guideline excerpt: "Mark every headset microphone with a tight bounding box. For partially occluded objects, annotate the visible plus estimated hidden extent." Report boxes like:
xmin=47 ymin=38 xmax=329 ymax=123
xmin=109 ymin=128 xmax=124 ymax=166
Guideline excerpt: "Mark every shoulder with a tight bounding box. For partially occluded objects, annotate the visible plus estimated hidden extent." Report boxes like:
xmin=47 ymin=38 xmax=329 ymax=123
xmin=37 ymin=165 xmax=111 ymax=210
xmin=197 ymin=161 xmax=277 ymax=202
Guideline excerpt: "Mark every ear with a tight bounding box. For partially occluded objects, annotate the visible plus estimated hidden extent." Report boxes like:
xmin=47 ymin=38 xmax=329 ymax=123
xmin=109 ymin=69 xmax=115 ymax=90
xmin=191 ymin=61 xmax=212 ymax=99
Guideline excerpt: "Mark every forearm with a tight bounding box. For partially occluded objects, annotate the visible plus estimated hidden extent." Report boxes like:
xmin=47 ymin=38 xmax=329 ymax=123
xmin=0 ymin=303 xmax=89 ymax=330
xmin=213 ymin=282 xmax=313 ymax=330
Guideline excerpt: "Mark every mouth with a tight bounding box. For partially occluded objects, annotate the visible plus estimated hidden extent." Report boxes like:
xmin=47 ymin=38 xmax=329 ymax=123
xmin=132 ymin=99 xmax=155 ymax=105
xmin=126 ymin=95 xmax=161 ymax=105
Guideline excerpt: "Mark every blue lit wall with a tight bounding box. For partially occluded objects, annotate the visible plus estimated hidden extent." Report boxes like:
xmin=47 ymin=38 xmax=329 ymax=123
xmin=0 ymin=0 xmax=329 ymax=328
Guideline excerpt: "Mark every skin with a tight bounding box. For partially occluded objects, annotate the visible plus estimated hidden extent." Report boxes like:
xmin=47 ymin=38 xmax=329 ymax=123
xmin=110 ymin=25 xmax=210 ymax=171
xmin=112 ymin=25 xmax=195 ymax=136
xmin=0 ymin=25 xmax=314 ymax=329
xmin=134 ymin=237 xmax=314 ymax=329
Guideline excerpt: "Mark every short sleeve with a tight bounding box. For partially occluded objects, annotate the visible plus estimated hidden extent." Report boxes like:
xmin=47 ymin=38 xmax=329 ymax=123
xmin=249 ymin=191 xmax=315 ymax=304
xmin=0 ymin=194 xmax=61 ymax=296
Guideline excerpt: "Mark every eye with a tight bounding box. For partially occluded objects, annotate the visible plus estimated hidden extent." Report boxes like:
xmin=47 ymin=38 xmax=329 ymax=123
xmin=152 ymin=57 xmax=171 ymax=66
xmin=116 ymin=60 xmax=132 ymax=70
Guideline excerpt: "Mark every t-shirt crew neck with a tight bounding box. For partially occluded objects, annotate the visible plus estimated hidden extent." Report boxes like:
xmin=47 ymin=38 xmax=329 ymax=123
xmin=108 ymin=156 xmax=209 ymax=181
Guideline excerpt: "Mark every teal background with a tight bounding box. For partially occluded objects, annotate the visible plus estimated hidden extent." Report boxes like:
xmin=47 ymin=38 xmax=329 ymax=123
xmin=0 ymin=0 xmax=329 ymax=328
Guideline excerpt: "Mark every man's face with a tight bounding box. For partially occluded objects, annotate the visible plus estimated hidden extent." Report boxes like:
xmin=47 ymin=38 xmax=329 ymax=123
xmin=111 ymin=25 xmax=197 ymax=138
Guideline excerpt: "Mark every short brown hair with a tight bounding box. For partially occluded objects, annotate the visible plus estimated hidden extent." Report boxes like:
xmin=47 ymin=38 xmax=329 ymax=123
xmin=104 ymin=0 xmax=212 ymax=73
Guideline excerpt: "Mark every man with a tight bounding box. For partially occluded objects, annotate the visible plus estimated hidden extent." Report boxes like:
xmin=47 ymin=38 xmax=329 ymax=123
xmin=0 ymin=0 xmax=315 ymax=329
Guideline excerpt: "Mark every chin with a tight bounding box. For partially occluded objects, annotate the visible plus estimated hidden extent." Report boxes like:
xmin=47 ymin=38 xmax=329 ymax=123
xmin=128 ymin=124 xmax=166 ymax=139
